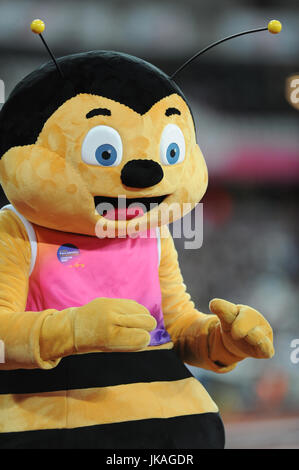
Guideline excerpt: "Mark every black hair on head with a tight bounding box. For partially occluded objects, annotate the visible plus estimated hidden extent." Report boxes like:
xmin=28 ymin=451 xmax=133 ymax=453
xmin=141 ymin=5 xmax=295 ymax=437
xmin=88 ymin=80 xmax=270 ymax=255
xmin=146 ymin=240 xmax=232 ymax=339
xmin=0 ymin=50 xmax=187 ymax=157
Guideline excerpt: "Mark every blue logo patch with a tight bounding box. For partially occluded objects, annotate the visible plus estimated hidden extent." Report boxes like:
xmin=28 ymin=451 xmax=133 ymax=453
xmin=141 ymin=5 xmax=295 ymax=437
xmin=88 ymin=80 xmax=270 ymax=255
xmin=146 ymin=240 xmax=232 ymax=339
xmin=57 ymin=243 xmax=80 ymax=264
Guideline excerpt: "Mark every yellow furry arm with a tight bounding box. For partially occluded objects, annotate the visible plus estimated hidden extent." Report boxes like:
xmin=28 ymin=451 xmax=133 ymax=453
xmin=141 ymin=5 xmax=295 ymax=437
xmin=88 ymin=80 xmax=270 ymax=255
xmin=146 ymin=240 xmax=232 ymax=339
xmin=0 ymin=209 xmax=65 ymax=370
xmin=159 ymin=227 xmax=242 ymax=373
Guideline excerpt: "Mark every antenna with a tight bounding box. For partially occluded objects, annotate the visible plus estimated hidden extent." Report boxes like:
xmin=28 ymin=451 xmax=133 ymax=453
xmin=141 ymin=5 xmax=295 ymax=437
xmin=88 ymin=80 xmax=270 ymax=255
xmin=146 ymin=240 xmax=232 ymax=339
xmin=171 ymin=20 xmax=282 ymax=80
xmin=30 ymin=19 xmax=65 ymax=79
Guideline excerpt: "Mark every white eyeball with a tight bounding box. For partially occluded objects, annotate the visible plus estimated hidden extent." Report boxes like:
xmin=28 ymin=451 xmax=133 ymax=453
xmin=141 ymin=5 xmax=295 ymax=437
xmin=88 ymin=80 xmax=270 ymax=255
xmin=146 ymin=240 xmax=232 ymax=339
xmin=81 ymin=125 xmax=123 ymax=167
xmin=160 ymin=124 xmax=185 ymax=166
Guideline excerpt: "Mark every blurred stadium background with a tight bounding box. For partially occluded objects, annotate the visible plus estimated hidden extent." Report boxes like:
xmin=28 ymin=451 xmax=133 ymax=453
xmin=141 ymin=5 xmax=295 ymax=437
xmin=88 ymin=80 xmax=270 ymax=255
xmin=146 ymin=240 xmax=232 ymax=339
xmin=0 ymin=0 xmax=298 ymax=448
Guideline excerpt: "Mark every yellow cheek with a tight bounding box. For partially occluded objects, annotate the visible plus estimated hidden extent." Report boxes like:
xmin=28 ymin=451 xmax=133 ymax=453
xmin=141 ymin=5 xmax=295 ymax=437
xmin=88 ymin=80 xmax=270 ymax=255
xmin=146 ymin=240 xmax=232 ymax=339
xmin=66 ymin=184 xmax=78 ymax=194
xmin=12 ymin=200 xmax=38 ymax=215
xmin=50 ymin=159 xmax=65 ymax=175
xmin=42 ymin=180 xmax=57 ymax=191
xmin=0 ymin=162 xmax=9 ymax=186
xmin=10 ymin=172 xmax=19 ymax=189
xmin=78 ymin=162 xmax=89 ymax=175
xmin=179 ymin=187 xmax=189 ymax=203
xmin=42 ymin=124 xmax=67 ymax=156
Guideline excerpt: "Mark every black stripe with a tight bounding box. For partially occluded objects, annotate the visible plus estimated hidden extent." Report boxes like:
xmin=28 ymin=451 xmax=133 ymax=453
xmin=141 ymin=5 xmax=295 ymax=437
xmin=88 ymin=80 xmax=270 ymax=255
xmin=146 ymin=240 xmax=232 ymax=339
xmin=0 ymin=349 xmax=192 ymax=394
xmin=0 ymin=413 xmax=225 ymax=449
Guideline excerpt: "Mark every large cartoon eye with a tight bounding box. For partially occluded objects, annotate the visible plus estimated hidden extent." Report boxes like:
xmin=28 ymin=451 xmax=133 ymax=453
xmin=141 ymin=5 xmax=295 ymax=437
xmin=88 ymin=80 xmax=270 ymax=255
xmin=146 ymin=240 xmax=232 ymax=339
xmin=81 ymin=125 xmax=123 ymax=167
xmin=160 ymin=124 xmax=185 ymax=166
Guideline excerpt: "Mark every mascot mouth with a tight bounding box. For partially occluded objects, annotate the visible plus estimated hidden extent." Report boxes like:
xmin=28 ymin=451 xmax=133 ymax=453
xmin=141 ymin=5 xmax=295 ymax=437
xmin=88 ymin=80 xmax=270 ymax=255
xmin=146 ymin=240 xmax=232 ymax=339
xmin=94 ymin=195 xmax=168 ymax=220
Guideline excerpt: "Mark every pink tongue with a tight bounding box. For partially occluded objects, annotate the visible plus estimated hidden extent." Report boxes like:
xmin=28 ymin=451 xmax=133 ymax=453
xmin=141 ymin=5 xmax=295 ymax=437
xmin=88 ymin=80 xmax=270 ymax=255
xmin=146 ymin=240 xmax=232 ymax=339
xmin=103 ymin=205 xmax=144 ymax=220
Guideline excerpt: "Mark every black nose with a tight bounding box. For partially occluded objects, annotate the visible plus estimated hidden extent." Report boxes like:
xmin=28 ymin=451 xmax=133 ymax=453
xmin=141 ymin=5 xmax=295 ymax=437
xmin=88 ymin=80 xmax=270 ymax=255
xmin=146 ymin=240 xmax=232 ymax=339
xmin=121 ymin=159 xmax=164 ymax=188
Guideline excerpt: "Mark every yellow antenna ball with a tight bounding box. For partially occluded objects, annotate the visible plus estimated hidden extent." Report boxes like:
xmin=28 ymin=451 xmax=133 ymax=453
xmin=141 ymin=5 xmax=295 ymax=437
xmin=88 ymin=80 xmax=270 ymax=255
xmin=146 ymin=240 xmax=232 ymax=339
xmin=30 ymin=19 xmax=45 ymax=34
xmin=268 ymin=20 xmax=282 ymax=34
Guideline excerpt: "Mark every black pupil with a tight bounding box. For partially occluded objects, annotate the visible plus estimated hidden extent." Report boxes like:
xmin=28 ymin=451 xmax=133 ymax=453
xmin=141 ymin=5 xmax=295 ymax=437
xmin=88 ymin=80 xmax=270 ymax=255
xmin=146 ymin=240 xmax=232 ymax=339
xmin=170 ymin=148 xmax=176 ymax=158
xmin=102 ymin=150 xmax=111 ymax=160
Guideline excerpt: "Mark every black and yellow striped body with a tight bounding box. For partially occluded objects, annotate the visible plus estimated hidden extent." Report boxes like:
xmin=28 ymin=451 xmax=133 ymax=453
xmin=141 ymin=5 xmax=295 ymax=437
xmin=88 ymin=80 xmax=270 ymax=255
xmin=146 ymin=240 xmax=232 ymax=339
xmin=0 ymin=345 xmax=225 ymax=449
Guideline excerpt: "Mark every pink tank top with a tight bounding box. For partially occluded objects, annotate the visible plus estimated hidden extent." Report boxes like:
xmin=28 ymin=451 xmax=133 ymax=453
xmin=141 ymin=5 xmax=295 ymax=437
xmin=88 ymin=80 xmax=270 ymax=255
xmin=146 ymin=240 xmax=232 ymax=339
xmin=4 ymin=205 xmax=171 ymax=346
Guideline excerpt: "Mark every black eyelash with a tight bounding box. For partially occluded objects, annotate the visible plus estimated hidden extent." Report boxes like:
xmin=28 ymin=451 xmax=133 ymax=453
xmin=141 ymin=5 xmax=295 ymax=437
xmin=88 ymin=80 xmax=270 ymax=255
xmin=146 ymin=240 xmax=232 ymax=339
xmin=86 ymin=108 xmax=111 ymax=119
xmin=165 ymin=107 xmax=181 ymax=117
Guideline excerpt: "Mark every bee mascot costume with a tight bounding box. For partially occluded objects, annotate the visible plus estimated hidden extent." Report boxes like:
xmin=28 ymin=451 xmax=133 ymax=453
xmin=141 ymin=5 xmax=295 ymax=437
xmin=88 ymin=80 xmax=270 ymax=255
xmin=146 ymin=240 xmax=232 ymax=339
xmin=0 ymin=19 xmax=281 ymax=449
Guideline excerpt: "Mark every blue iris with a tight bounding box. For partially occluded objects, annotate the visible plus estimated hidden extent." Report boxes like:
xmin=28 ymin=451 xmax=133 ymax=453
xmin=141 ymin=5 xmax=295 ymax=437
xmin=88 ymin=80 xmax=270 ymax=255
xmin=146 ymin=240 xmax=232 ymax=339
xmin=166 ymin=142 xmax=180 ymax=164
xmin=95 ymin=144 xmax=117 ymax=166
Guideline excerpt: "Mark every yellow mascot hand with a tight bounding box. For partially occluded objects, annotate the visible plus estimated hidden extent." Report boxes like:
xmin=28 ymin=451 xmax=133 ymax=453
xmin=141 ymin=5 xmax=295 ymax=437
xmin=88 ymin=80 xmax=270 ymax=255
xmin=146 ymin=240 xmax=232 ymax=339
xmin=73 ymin=297 xmax=157 ymax=353
xmin=209 ymin=298 xmax=274 ymax=359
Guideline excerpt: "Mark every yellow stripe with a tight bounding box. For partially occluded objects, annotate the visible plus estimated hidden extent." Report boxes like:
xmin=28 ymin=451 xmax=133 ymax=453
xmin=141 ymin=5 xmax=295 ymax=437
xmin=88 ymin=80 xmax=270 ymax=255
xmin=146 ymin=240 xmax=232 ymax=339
xmin=144 ymin=341 xmax=174 ymax=351
xmin=85 ymin=341 xmax=174 ymax=355
xmin=0 ymin=377 xmax=218 ymax=433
